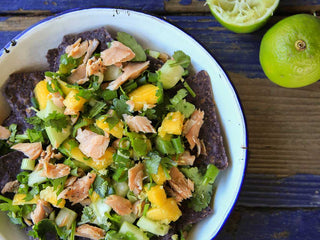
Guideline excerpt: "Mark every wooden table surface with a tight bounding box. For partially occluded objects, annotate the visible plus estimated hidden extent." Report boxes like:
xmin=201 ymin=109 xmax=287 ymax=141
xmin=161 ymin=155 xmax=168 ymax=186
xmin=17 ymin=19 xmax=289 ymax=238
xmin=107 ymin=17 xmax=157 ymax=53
xmin=1 ymin=0 xmax=320 ymax=239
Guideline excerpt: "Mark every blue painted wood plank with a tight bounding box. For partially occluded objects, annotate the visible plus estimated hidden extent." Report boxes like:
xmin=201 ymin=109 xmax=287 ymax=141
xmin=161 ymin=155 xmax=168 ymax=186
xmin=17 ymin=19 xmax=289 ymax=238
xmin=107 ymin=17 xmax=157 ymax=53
xmin=215 ymin=207 xmax=320 ymax=240
xmin=0 ymin=0 xmax=165 ymax=13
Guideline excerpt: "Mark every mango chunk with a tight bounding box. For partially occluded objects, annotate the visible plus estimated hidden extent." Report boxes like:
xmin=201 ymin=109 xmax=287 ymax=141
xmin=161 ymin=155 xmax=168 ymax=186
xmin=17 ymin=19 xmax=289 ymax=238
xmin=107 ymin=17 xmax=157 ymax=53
xmin=34 ymin=80 xmax=51 ymax=110
xmin=60 ymin=140 xmax=115 ymax=170
xmin=158 ymin=112 xmax=184 ymax=138
xmin=40 ymin=186 xmax=65 ymax=208
xmin=128 ymin=84 xmax=159 ymax=111
xmin=146 ymin=185 xmax=167 ymax=207
xmin=57 ymin=79 xmax=73 ymax=95
xmin=151 ymin=165 xmax=167 ymax=185
xmin=96 ymin=115 xmax=124 ymax=139
xmin=12 ymin=193 xmax=40 ymax=205
xmin=147 ymin=198 xmax=182 ymax=222
xmin=63 ymin=89 xmax=87 ymax=112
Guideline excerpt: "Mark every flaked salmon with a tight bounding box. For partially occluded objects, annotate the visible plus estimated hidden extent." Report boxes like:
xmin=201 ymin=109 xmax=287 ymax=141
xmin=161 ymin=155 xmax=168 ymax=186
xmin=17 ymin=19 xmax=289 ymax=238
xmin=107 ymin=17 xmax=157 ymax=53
xmin=107 ymin=61 xmax=149 ymax=90
xmin=128 ymin=163 xmax=144 ymax=196
xmin=65 ymin=38 xmax=89 ymax=59
xmin=183 ymin=109 xmax=204 ymax=156
xmin=50 ymin=92 xmax=65 ymax=108
xmin=0 ymin=125 xmax=10 ymax=140
xmin=67 ymin=63 xmax=87 ymax=84
xmin=64 ymin=176 xmax=77 ymax=187
xmin=41 ymin=162 xmax=70 ymax=179
xmin=86 ymin=57 xmax=105 ymax=77
xmin=123 ymin=115 xmax=156 ymax=134
xmin=168 ymin=167 xmax=194 ymax=203
xmin=11 ymin=142 xmax=42 ymax=160
xmin=58 ymin=172 xmax=96 ymax=204
xmin=105 ymin=195 xmax=133 ymax=216
xmin=83 ymin=39 xmax=100 ymax=63
xmin=175 ymin=151 xmax=196 ymax=166
xmin=100 ymin=41 xmax=135 ymax=66
xmin=1 ymin=180 xmax=19 ymax=194
xmin=30 ymin=200 xmax=53 ymax=224
xmin=76 ymin=128 xmax=109 ymax=159
xmin=75 ymin=224 xmax=106 ymax=240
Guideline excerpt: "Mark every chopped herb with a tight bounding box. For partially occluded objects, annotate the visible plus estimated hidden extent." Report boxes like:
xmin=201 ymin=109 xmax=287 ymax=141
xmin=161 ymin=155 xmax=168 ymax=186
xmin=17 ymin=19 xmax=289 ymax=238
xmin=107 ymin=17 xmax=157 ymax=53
xmin=43 ymin=111 xmax=69 ymax=132
xmin=117 ymin=32 xmax=147 ymax=61
xmin=93 ymin=175 xmax=109 ymax=198
xmin=170 ymin=89 xmax=188 ymax=105
xmin=113 ymin=97 xmax=131 ymax=116
xmin=26 ymin=116 xmax=45 ymax=131
xmin=8 ymin=124 xmax=17 ymax=142
xmin=87 ymin=101 xmax=107 ymax=118
xmin=105 ymin=111 xmax=120 ymax=130
xmin=183 ymin=81 xmax=196 ymax=97
xmin=31 ymin=97 xmax=40 ymax=109
xmin=26 ymin=128 xmax=44 ymax=143
xmin=148 ymin=72 xmax=159 ymax=83
xmin=58 ymin=54 xmax=80 ymax=75
xmin=72 ymin=117 xmax=92 ymax=137
xmin=172 ymin=50 xmax=191 ymax=68
xmin=102 ymin=89 xmax=118 ymax=101
xmin=175 ymin=100 xmax=195 ymax=118
xmin=50 ymin=176 xmax=68 ymax=195
xmin=145 ymin=151 xmax=162 ymax=175
xmin=79 ymin=206 xmax=96 ymax=224
xmin=88 ymin=124 xmax=105 ymax=136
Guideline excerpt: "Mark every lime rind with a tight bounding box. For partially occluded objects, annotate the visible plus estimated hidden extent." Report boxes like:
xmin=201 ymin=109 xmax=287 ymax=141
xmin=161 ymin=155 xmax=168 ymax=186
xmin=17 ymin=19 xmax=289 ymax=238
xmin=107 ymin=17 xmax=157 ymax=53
xmin=207 ymin=0 xmax=280 ymax=33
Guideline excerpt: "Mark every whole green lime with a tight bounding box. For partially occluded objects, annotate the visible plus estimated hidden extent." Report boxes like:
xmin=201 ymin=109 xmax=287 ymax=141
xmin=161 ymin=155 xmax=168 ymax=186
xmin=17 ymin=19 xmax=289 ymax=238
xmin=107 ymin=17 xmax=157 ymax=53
xmin=259 ymin=14 xmax=320 ymax=88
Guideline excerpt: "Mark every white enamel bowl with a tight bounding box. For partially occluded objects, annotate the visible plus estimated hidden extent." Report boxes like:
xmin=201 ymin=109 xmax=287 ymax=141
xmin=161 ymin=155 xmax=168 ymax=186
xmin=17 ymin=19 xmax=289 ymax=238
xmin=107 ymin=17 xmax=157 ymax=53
xmin=0 ymin=8 xmax=247 ymax=240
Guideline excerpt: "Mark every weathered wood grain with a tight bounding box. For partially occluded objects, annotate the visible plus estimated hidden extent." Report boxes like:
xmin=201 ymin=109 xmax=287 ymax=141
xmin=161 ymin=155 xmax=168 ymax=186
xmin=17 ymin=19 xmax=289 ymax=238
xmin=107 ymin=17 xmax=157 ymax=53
xmin=0 ymin=0 xmax=164 ymax=14
xmin=1 ymin=12 xmax=320 ymax=208
xmin=215 ymin=207 xmax=320 ymax=240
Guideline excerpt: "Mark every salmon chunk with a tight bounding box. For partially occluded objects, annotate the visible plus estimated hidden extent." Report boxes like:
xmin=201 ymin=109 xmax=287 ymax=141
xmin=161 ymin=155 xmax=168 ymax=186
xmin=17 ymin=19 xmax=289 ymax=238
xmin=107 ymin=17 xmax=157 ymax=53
xmin=168 ymin=167 xmax=194 ymax=203
xmin=175 ymin=151 xmax=196 ymax=166
xmin=107 ymin=61 xmax=149 ymax=90
xmin=83 ymin=39 xmax=100 ymax=63
xmin=41 ymin=162 xmax=70 ymax=179
xmin=75 ymin=224 xmax=106 ymax=240
xmin=1 ymin=180 xmax=19 ymax=194
xmin=58 ymin=172 xmax=96 ymax=204
xmin=76 ymin=128 xmax=109 ymax=159
xmin=100 ymin=41 xmax=135 ymax=66
xmin=183 ymin=109 xmax=204 ymax=156
xmin=123 ymin=115 xmax=156 ymax=134
xmin=128 ymin=163 xmax=144 ymax=196
xmin=65 ymin=38 xmax=89 ymax=59
xmin=67 ymin=63 xmax=87 ymax=84
xmin=105 ymin=195 xmax=133 ymax=216
xmin=30 ymin=200 xmax=53 ymax=224
xmin=0 ymin=125 xmax=10 ymax=140
xmin=11 ymin=142 xmax=42 ymax=160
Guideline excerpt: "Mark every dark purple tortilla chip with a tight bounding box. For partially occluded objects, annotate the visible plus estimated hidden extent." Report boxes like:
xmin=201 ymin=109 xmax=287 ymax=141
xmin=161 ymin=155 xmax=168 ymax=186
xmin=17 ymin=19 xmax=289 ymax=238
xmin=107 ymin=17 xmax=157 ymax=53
xmin=3 ymin=71 xmax=44 ymax=132
xmin=186 ymin=70 xmax=229 ymax=170
xmin=147 ymin=55 xmax=164 ymax=72
xmin=46 ymin=27 xmax=113 ymax=71
xmin=0 ymin=151 xmax=24 ymax=191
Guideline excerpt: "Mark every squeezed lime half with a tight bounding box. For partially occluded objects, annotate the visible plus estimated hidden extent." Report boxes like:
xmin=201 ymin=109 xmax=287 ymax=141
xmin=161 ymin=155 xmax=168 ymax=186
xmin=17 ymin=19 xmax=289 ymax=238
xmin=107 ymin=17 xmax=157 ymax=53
xmin=206 ymin=0 xmax=280 ymax=33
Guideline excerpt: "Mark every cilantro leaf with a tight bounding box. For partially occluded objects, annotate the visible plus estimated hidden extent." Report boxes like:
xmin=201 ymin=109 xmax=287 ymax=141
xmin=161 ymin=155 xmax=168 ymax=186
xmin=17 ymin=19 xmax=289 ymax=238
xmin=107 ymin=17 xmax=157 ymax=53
xmin=28 ymin=219 xmax=71 ymax=240
xmin=26 ymin=116 xmax=45 ymax=131
xmin=26 ymin=129 xmax=44 ymax=143
xmin=145 ymin=151 xmax=162 ymax=175
xmin=87 ymin=101 xmax=107 ymax=119
xmin=174 ymin=99 xmax=195 ymax=118
xmin=79 ymin=206 xmax=96 ymax=225
xmin=93 ymin=175 xmax=109 ymax=198
xmin=117 ymin=32 xmax=147 ymax=61
xmin=181 ymin=165 xmax=219 ymax=212
xmin=50 ymin=176 xmax=67 ymax=195
xmin=72 ymin=117 xmax=92 ymax=137
xmin=102 ymin=89 xmax=118 ymax=101
xmin=170 ymin=89 xmax=188 ymax=105
xmin=43 ymin=111 xmax=69 ymax=132
xmin=58 ymin=54 xmax=80 ymax=75
xmin=105 ymin=111 xmax=120 ymax=130
xmin=172 ymin=50 xmax=191 ymax=68
xmin=113 ymin=98 xmax=131 ymax=116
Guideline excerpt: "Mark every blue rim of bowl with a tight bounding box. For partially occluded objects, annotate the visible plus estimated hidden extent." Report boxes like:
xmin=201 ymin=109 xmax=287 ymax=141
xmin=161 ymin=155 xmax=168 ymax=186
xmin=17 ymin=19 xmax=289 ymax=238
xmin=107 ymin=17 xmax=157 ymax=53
xmin=0 ymin=7 xmax=248 ymax=239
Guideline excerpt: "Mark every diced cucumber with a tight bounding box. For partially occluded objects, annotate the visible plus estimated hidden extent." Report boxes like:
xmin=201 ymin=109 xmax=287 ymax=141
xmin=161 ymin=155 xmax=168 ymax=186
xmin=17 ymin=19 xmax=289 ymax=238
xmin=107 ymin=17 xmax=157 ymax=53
xmin=148 ymin=50 xmax=160 ymax=59
xmin=158 ymin=60 xmax=184 ymax=89
xmin=113 ymin=181 xmax=129 ymax=197
xmin=36 ymin=99 xmax=71 ymax=148
xmin=90 ymin=198 xmax=112 ymax=225
xmin=136 ymin=216 xmax=169 ymax=236
xmin=104 ymin=65 xmax=122 ymax=81
xmin=55 ymin=207 xmax=77 ymax=229
xmin=28 ymin=170 xmax=47 ymax=187
xmin=119 ymin=221 xmax=149 ymax=240
xmin=21 ymin=158 xmax=35 ymax=171
xmin=120 ymin=213 xmax=137 ymax=224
